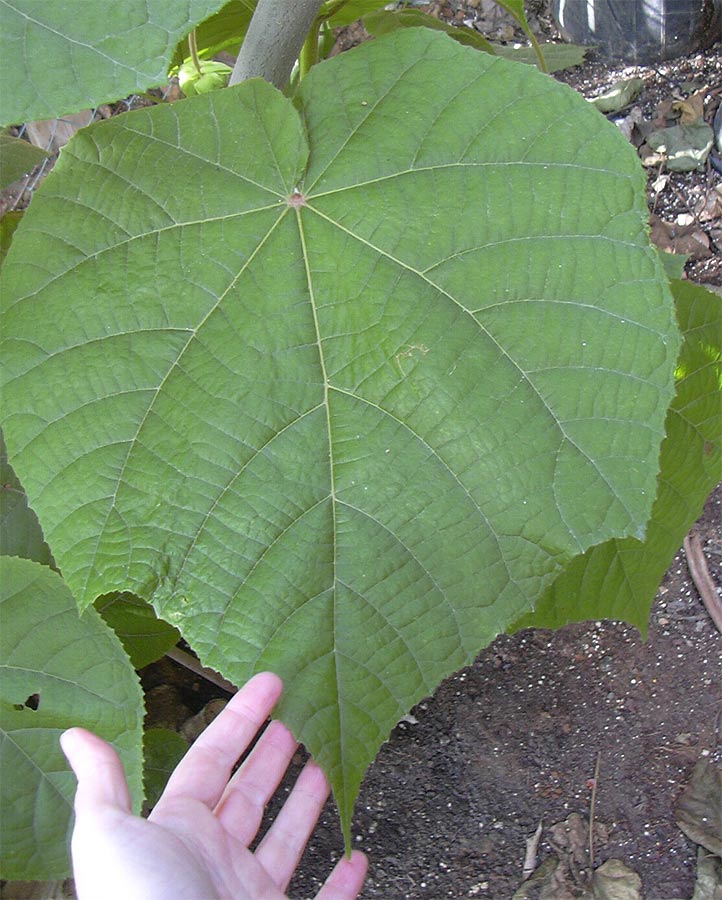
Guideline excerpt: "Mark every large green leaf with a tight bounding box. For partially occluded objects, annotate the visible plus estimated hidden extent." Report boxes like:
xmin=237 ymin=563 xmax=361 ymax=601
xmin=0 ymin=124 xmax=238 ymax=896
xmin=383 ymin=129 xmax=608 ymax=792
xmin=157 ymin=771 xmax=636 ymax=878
xmin=0 ymin=30 xmax=679 ymax=838
xmin=513 ymin=279 xmax=722 ymax=633
xmin=0 ymin=557 xmax=144 ymax=879
xmin=0 ymin=130 xmax=50 ymax=190
xmin=0 ymin=0 xmax=229 ymax=125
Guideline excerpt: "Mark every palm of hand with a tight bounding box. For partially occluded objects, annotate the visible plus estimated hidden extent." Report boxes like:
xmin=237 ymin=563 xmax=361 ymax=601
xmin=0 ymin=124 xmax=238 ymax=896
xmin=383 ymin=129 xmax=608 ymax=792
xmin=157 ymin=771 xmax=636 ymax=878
xmin=61 ymin=673 xmax=366 ymax=900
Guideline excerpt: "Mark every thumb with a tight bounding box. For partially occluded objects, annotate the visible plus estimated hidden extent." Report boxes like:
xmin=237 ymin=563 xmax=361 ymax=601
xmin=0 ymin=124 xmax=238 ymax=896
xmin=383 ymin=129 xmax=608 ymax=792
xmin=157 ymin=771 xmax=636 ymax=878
xmin=60 ymin=728 xmax=133 ymax=816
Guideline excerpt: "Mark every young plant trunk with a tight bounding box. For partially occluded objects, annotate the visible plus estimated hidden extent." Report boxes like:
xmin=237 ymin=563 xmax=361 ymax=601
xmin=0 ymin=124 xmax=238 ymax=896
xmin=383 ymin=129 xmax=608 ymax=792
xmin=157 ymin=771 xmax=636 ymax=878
xmin=229 ymin=0 xmax=326 ymax=89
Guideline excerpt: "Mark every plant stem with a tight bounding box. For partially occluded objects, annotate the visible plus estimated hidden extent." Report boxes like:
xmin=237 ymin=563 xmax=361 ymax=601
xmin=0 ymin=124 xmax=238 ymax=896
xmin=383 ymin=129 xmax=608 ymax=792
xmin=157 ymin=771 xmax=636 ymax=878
xmin=166 ymin=646 xmax=237 ymax=694
xmin=318 ymin=0 xmax=349 ymax=22
xmin=188 ymin=28 xmax=203 ymax=76
xmin=528 ymin=29 xmax=549 ymax=74
xmin=299 ymin=23 xmax=320 ymax=79
xmin=588 ymin=752 xmax=601 ymax=871
xmin=684 ymin=532 xmax=722 ymax=633
xmin=229 ymin=0 xmax=326 ymax=90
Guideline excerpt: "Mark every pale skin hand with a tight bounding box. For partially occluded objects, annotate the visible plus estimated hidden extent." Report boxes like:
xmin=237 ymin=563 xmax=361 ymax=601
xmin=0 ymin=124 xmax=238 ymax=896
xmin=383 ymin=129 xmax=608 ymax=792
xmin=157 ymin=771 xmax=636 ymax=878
xmin=60 ymin=672 xmax=367 ymax=900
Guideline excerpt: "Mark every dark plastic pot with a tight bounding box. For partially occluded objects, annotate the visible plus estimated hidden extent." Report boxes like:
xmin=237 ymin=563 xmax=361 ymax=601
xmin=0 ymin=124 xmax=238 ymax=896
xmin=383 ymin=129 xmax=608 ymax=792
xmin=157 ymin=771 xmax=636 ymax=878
xmin=551 ymin=0 xmax=721 ymax=63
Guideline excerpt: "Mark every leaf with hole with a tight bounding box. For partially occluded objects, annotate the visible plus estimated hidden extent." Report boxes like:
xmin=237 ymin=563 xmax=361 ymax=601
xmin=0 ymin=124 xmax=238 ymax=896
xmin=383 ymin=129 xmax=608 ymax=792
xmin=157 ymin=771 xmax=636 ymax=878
xmin=0 ymin=557 xmax=144 ymax=879
xmin=0 ymin=30 xmax=679 ymax=840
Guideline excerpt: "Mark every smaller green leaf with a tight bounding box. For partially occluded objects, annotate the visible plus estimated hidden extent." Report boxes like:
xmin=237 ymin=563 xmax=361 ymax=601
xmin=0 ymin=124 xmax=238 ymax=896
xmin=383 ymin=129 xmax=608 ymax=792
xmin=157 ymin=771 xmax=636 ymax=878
xmin=492 ymin=0 xmax=528 ymax=28
xmin=493 ymin=41 xmax=587 ymax=71
xmin=591 ymin=77 xmax=645 ymax=113
xmin=365 ymin=9 xmax=495 ymax=53
xmin=323 ymin=0 xmax=409 ymax=28
xmin=512 ymin=279 xmax=722 ymax=634
xmin=0 ymin=557 xmax=144 ymax=880
xmin=657 ymin=251 xmax=688 ymax=281
xmin=171 ymin=0 xmax=256 ymax=69
xmin=647 ymin=122 xmax=714 ymax=172
xmin=95 ymin=592 xmax=181 ymax=669
xmin=0 ymin=131 xmax=50 ymax=190
xmin=0 ymin=431 xmax=53 ymax=567
xmin=489 ymin=0 xmax=539 ymax=54
xmin=0 ymin=211 xmax=23 ymax=266
xmin=143 ymin=728 xmax=188 ymax=808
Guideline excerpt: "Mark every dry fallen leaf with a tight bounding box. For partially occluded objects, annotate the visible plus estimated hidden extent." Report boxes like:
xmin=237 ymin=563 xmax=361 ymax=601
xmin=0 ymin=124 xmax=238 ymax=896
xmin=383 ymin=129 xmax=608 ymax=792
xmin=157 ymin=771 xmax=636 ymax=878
xmin=616 ymin=106 xmax=643 ymax=143
xmin=180 ymin=698 xmax=228 ymax=743
xmin=591 ymin=77 xmax=645 ymax=114
xmin=690 ymin=847 xmax=722 ymax=900
xmin=672 ymin=90 xmax=706 ymax=125
xmin=24 ymin=110 xmax=96 ymax=153
xmin=591 ymin=859 xmax=643 ymax=900
xmin=676 ymin=756 xmax=722 ymax=858
xmin=650 ymin=214 xmax=713 ymax=259
xmin=645 ymin=121 xmax=714 ymax=172
xmin=695 ymin=186 xmax=722 ymax=223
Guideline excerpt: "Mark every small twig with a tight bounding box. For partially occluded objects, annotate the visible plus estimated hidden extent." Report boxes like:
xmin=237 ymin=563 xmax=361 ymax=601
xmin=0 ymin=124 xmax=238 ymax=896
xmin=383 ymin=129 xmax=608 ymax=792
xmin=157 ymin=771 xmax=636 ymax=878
xmin=588 ymin=752 xmax=601 ymax=872
xmin=522 ymin=820 xmax=543 ymax=880
xmin=669 ymin=181 xmax=703 ymax=226
xmin=166 ymin=646 xmax=238 ymax=694
xmin=684 ymin=533 xmax=722 ymax=634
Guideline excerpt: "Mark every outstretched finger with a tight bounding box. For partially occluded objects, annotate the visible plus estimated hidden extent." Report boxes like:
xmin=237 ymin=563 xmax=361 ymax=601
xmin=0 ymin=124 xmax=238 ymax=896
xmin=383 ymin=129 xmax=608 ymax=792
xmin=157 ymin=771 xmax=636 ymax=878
xmin=157 ymin=671 xmax=283 ymax=810
xmin=60 ymin=728 xmax=132 ymax=816
xmin=254 ymin=759 xmax=331 ymax=890
xmin=316 ymin=851 xmax=368 ymax=900
xmin=214 ymin=718 xmax=298 ymax=844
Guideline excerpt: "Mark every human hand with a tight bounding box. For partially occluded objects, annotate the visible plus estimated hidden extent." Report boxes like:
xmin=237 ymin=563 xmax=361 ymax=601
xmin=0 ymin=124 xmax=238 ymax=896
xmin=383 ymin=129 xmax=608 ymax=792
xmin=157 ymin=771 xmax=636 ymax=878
xmin=60 ymin=672 xmax=367 ymax=900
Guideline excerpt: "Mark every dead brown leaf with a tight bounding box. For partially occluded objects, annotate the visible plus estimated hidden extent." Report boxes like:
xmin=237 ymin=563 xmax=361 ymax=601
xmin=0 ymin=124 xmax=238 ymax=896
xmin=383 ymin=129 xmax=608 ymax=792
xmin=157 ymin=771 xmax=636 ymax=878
xmin=694 ymin=186 xmax=722 ymax=223
xmin=672 ymin=90 xmax=706 ymax=125
xmin=649 ymin=214 xmax=713 ymax=259
xmin=676 ymin=756 xmax=722 ymax=857
xmin=24 ymin=110 xmax=96 ymax=153
xmin=591 ymin=859 xmax=643 ymax=900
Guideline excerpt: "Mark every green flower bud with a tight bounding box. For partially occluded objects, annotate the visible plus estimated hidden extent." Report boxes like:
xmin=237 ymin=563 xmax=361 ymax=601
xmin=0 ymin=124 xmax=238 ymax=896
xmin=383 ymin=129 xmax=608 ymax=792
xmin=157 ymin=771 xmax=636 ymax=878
xmin=179 ymin=60 xmax=233 ymax=97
